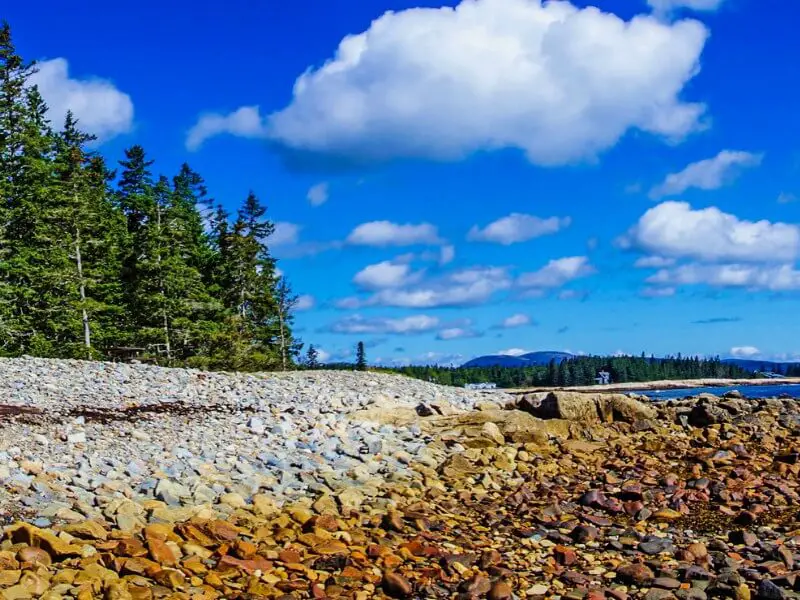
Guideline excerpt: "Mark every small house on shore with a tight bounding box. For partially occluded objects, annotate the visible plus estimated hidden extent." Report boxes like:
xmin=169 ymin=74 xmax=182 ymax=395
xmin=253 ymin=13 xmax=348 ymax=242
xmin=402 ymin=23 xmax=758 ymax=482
xmin=465 ymin=382 xmax=497 ymax=390
xmin=595 ymin=370 xmax=611 ymax=385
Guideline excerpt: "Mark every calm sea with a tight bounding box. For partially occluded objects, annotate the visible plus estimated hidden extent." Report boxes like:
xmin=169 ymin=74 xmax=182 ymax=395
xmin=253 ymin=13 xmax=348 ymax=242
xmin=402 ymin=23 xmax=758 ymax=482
xmin=634 ymin=384 xmax=800 ymax=401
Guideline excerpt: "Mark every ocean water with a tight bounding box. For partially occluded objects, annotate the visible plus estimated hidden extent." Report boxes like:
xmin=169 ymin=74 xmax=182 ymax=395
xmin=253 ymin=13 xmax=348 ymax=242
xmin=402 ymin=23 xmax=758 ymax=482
xmin=634 ymin=384 xmax=800 ymax=401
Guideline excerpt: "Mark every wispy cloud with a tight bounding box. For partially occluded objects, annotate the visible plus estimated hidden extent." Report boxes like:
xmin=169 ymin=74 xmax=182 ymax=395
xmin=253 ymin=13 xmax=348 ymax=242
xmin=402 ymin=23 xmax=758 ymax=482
xmin=328 ymin=314 xmax=439 ymax=335
xmin=518 ymin=257 xmax=595 ymax=290
xmin=307 ymin=182 xmax=329 ymax=206
xmin=346 ymin=221 xmax=442 ymax=247
xmin=692 ymin=316 xmax=742 ymax=324
xmin=468 ymin=214 xmax=570 ymax=245
xmin=649 ymin=150 xmax=762 ymax=199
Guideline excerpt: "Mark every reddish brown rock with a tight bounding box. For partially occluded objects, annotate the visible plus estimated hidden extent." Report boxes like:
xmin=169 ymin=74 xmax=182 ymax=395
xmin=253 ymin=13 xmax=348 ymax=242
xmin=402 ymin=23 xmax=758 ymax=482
xmin=383 ymin=571 xmax=413 ymax=598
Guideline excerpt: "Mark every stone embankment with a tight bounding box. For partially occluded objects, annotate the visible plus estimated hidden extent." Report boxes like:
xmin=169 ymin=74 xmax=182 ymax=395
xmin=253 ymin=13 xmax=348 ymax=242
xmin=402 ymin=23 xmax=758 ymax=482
xmin=0 ymin=358 xmax=797 ymax=600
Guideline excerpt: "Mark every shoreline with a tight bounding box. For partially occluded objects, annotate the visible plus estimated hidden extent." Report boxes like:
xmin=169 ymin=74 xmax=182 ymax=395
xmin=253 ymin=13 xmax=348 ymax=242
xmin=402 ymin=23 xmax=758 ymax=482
xmin=506 ymin=376 xmax=800 ymax=394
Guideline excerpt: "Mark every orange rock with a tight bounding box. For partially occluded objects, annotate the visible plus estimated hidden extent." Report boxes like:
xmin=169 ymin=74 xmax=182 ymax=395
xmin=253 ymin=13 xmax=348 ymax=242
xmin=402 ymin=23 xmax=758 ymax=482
xmin=147 ymin=538 xmax=177 ymax=566
xmin=217 ymin=554 xmax=273 ymax=574
xmin=117 ymin=538 xmax=149 ymax=558
xmin=489 ymin=580 xmax=513 ymax=600
xmin=63 ymin=520 xmax=109 ymax=541
xmin=128 ymin=583 xmax=154 ymax=600
xmin=314 ymin=540 xmax=348 ymax=555
xmin=383 ymin=554 xmax=404 ymax=569
xmin=0 ymin=551 xmax=20 ymax=570
xmin=204 ymin=572 xmax=224 ymax=589
xmin=176 ymin=523 xmax=216 ymax=547
xmin=279 ymin=549 xmax=303 ymax=564
xmin=120 ymin=557 xmax=163 ymax=577
xmin=17 ymin=546 xmax=51 ymax=567
xmin=400 ymin=540 xmax=426 ymax=557
xmin=307 ymin=514 xmax=339 ymax=532
xmin=204 ymin=520 xmax=240 ymax=542
xmin=340 ymin=566 xmax=364 ymax=580
xmin=144 ymin=523 xmax=178 ymax=543
xmin=152 ymin=567 xmax=186 ymax=589
xmin=233 ymin=539 xmax=258 ymax=559
xmin=182 ymin=555 xmax=209 ymax=575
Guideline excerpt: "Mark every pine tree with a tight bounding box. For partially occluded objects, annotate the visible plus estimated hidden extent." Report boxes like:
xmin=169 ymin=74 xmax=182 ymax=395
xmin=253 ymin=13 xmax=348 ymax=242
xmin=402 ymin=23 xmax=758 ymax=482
xmin=305 ymin=345 xmax=319 ymax=369
xmin=356 ymin=341 xmax=367 ymax=371
xmin=51 ymin=112 xmax=126 ymax=357
xmin=4 ymin=82 xmax=61 ymax=355
xmin=212 ymin=192 xmax=283 ymax=370
xmin=116 ymin=145 xmax=155 ymax=343
xmin=274 ymin=276 xmax=301 ymax=370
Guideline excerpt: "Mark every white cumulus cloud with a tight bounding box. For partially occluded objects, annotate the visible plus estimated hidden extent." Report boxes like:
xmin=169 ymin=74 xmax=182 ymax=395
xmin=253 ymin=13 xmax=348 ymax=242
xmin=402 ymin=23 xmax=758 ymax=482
xmin=307 ymin=182 xmax=329 ymax=206
xmin=346 ymin=221 xmax=441 ymax=247
xmin=468 ymin=214 xmax=570 ymax=245
xmin=186 ymin=105 xmax=267 ymax=151
xmin=201 ymin=0 xmax=709 ymax=165
xmin=340 ymin=266 xmax=511 ymax=309
xmin=730 ymin=345 xmax=760 ymax=359
xmin=436 ymin=327 xmax=482 ymax=340
xmin=353 ymin=260 xmax=421 ymax=290
xmin=498 ymin=348 xmax=530 ymax=356
xmin=648 ymin=263 xmax=800 ymax=292
xmin=649 ymin=150 xmax=762 ymax=199
xmin=501 ymin=313 xmax=531 ymax=328
xmin=330 ymin=314 xmax=439 ymax=335
xmin=270 ymin=222 xmax=302 ymax=247
xmin=518 ymin=256 xmax=595 ymax=289
xmin=295 ymin=295 xmax=315 ymax=311
xmin=30 ymin=58 xmax=133 ymax=142
xmin=621 ymin=202 xmax=800 ymax=263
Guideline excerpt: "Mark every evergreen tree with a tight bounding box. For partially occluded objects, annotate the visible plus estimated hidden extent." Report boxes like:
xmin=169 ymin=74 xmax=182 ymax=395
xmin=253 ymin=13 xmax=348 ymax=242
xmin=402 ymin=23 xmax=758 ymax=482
xmin=116 ymin=145 xmax=155 ymax=342
xmin=274 ymin=276 xmax=301 ymax=370
xmin=305 ymin=345 xmax=319 ymax=369
xmin=51 ymin=112 xmax=126 ymax=357
xmin=355 ymin=341 xmax=367 ymax=371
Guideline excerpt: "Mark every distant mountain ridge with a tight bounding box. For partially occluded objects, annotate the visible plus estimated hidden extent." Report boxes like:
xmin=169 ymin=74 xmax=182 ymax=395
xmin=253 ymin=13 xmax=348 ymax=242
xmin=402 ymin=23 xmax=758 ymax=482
xmin=721 ymin=358 xmax=800 ymax=375
xmin=462 ymin=352 xmax=800 ymax=373
xmin=462 ymin=351 xmax=574 ymax=368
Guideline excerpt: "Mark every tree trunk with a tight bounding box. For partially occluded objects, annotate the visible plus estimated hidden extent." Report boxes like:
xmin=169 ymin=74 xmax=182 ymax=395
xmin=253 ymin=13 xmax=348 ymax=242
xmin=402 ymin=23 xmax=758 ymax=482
xmin=156 ymin=204 xmax=171 ymax=360
xmin=278 ymin=305 xmax=287 ymax=371
xmin=74 ymin=227 xmax=91 ymax=350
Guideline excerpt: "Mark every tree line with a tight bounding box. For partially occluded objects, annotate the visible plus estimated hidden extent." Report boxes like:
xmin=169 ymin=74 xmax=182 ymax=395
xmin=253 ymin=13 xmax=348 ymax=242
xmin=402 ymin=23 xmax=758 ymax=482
xmin=0 ymin=23 xmax=301 ymax=370
xmin=380 ymin=354 xmax=753 ymax=388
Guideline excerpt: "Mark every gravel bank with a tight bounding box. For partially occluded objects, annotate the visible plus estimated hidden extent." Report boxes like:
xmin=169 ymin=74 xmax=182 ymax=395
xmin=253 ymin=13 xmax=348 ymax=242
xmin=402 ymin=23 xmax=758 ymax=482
xmin=0 ymin=358 xmax=509 ymax=525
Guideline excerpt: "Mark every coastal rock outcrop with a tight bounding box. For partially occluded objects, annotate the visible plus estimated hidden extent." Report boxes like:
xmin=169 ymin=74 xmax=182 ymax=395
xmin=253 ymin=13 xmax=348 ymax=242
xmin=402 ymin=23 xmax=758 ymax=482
xmin=516 ymin=390 xmax=656 ymax=424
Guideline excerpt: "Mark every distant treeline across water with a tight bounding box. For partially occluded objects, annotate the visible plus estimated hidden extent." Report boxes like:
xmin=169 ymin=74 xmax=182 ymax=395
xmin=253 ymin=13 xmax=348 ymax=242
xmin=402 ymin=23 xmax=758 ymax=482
xmin=324 ymin=354 xmax=768 ymax=389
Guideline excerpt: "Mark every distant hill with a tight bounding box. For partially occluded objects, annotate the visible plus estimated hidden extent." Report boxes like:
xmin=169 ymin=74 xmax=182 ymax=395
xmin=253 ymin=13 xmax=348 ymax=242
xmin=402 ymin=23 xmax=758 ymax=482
xmin=721 ymin=358 xmax=800 ymax=374
xmin=461 ymin=352 xmax=800 ymax=374
xmin=462 ymin=351 xmax=574 ymax=368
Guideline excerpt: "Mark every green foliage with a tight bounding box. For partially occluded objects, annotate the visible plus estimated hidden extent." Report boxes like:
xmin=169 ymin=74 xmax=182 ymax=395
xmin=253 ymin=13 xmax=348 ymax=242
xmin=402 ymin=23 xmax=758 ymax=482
xmin=0 ymin=22 xmax=301 ymax=371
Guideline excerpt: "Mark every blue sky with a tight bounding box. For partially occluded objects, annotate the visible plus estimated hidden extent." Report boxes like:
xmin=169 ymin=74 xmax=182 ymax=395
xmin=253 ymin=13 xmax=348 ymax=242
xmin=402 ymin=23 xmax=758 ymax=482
xmin=7 ymin=0 xmax=800 ymax=365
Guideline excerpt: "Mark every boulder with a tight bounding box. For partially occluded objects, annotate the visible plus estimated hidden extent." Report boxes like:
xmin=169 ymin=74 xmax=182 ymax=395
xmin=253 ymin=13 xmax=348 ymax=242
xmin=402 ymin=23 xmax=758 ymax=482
xmin=519 ymin=391 xmax=656 ymax=425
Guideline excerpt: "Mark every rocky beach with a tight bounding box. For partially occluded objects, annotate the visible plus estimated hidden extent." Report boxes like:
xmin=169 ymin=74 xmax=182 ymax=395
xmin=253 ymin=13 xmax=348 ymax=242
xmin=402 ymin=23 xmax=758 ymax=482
xmin=0 ymin=359 xmax=798 ymax=600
